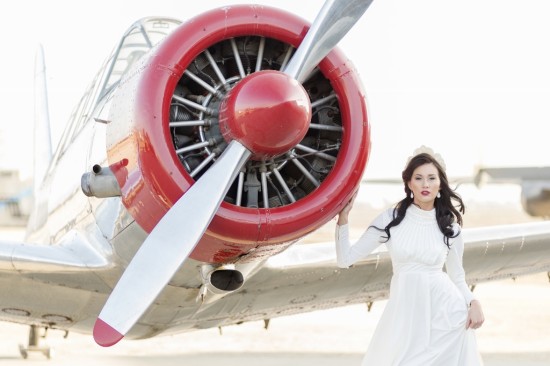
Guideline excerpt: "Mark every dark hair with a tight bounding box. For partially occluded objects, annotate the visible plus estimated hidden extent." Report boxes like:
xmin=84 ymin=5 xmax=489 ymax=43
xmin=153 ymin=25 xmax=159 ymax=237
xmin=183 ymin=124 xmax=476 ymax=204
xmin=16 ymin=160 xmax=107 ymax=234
xmin=372 ymin=152 xmax=465 ymax=248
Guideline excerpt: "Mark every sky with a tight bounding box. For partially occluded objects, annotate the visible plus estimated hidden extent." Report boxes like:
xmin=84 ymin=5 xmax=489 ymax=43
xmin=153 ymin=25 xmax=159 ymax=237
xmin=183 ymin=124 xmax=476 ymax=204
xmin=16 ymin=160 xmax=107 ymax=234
xmin=1 ymin=0 xmax=549 ymax=180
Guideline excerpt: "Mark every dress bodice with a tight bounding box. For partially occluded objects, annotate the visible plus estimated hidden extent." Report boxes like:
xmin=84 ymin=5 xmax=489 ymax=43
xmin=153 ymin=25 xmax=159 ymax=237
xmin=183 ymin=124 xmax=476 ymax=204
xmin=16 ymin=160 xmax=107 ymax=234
xmin=387 ymin=205 xmax=449 ymax=272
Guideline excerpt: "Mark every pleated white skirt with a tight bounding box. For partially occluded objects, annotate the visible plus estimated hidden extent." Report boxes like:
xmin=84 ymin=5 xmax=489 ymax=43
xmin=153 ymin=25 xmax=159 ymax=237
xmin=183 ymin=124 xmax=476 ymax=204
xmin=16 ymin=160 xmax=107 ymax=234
xmin=361 ymin=267 xmax=483 ymax=366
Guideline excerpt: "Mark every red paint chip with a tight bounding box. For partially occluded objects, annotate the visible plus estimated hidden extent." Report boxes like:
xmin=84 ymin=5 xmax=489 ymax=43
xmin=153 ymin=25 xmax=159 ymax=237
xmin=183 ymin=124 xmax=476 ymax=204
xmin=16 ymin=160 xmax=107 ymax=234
xmin=93 ymin=318 xmax=124 ymax=347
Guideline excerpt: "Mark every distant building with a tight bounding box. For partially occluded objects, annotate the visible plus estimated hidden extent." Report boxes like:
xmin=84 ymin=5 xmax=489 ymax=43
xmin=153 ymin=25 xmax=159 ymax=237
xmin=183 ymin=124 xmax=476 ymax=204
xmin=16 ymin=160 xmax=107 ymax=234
xmin=0 ymin=169 xmax=31 ymax=226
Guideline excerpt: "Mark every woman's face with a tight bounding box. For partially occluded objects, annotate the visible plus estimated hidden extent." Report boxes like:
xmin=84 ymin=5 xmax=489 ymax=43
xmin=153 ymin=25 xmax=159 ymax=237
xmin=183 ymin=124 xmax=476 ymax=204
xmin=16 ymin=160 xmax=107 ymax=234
xmin=408 ymin=163 xmax=441 ymax=210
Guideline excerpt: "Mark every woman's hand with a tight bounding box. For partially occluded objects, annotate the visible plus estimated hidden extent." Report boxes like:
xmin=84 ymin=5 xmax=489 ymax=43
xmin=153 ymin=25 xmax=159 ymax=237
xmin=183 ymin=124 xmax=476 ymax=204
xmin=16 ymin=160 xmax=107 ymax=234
xmin=337 ymin=191 xmax=358 ymax=225
xmin=466 ymin=300 xmax=485 ymax=330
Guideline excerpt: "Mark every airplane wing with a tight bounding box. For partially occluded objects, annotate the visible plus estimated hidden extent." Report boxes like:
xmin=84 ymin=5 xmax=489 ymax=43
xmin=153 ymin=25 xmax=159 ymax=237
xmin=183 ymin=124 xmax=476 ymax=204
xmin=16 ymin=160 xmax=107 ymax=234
xmin=167 ymin=220 xmax=550 ymax=327
xmin=1 ymin=220 xmax=549 ymax=332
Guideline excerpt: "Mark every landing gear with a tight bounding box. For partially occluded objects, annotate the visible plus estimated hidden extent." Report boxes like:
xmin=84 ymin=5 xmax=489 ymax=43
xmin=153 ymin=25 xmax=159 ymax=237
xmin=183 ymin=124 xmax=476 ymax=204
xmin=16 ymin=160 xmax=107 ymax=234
xmin=18 ymin=325 xmax=52 ymax=359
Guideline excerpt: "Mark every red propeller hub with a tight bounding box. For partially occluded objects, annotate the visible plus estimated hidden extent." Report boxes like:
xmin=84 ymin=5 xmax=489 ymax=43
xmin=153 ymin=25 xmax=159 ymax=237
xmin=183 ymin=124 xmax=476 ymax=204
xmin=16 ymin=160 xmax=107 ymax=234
xmin=219 ymin=70 xmax=312 ymax=159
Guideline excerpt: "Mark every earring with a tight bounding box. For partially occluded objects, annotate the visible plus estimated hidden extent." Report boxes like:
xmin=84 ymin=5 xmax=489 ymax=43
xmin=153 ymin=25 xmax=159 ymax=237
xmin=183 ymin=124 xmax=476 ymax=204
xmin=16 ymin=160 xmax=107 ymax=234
xmin=410 ymin=192 xmax=413 ymax=199
xmin=437 ymin=192 xmax=441 ymax=198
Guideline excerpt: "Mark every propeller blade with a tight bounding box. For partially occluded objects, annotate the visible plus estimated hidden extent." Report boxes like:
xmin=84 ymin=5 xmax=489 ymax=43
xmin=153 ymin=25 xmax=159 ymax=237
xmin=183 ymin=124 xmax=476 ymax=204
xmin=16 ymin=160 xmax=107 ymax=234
xmin=93 ymin=141 xmax=251 ymax=347
xmin=284 ymin=0 xmax=374 ymax=83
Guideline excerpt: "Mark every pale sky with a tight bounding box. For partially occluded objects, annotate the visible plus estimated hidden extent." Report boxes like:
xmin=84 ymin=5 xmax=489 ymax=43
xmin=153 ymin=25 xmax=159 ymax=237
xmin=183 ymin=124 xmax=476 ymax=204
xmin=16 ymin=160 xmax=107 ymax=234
xmin=1 ymin=0 xmax=549 ymax=180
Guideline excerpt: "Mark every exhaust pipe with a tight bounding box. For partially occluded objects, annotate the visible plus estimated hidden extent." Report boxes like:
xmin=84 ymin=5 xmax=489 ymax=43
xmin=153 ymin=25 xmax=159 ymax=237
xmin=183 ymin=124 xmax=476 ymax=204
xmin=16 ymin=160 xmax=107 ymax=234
xmin=81 ymin=165 xmax=121 ymax=198
xmin=201 ymin=264 xmax=244 ymax=295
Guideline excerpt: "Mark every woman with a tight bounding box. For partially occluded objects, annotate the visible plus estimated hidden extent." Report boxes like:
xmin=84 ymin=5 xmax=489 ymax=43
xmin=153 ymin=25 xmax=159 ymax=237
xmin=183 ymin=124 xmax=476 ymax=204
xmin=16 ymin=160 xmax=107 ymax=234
xmin=336 ymin=147 xmax=484 ymax=365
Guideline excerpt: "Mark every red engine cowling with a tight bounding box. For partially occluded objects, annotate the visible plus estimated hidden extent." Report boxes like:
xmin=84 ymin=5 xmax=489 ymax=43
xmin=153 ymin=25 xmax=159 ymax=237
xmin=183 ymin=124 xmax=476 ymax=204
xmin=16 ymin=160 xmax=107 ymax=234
xmin=106 ymin=5 xmax=370 ymax=264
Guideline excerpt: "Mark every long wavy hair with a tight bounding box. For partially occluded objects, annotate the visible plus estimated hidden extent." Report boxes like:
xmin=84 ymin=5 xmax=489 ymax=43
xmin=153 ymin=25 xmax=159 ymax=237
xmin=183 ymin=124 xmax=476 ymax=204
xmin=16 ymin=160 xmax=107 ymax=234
xmin=373 ymin=153 xmax=465 ymax=248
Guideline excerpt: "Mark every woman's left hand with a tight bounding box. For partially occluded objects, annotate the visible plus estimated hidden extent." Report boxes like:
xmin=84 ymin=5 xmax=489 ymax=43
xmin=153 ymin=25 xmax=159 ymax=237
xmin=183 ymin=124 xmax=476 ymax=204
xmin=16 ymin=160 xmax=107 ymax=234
xmin=466 ymin=300 xmax=485 ymax=330
xmin=337 ymin=191 xmax=358 ymax=225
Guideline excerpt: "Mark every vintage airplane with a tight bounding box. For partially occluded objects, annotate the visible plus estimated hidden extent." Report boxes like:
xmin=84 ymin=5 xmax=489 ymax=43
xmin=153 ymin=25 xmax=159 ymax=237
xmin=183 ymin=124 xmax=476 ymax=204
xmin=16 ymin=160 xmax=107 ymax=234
xmin=475 ymin=166 xmax=550 ymax=218
xmin=1 ymin=0 xmax=550 ymax=359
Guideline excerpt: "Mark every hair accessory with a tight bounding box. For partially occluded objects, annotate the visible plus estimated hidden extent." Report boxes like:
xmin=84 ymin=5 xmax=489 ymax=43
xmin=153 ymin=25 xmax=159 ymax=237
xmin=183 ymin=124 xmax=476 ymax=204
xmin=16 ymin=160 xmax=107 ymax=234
xmin=406 ymin=145 xmax=446 ymax=171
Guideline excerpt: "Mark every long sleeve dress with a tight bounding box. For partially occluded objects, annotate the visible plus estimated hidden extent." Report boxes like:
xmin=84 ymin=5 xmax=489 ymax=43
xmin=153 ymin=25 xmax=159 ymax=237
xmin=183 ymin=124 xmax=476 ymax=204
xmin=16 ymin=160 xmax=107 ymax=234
xmin=336 ymin=204 xmax=483 ymax=366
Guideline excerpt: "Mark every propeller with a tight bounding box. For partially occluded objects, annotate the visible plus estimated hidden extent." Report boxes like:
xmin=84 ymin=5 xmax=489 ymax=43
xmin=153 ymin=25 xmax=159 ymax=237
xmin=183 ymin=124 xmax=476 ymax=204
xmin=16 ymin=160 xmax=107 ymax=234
xmin=93 ymin=0 xmax=374 ymax=347
xmin=94 ymin=141 xmax=250 ymax=346
xmin=284 ymin=0 xmax=374 ymax=83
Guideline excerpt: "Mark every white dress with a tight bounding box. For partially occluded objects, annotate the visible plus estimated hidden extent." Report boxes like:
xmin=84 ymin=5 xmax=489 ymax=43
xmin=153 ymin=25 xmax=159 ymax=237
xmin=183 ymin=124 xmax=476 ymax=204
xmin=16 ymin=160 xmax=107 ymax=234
xmin=336 ymin=205 xmax=483 ymax=366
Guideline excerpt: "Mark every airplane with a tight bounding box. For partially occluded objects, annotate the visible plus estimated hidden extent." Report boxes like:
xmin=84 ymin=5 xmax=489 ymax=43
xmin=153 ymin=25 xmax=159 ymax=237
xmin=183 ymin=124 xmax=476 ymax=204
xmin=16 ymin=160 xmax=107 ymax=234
xmin=475 ymin=166 xmax=550 ymax=219
xmin=1 ymin=0 xmax=549 ymax=359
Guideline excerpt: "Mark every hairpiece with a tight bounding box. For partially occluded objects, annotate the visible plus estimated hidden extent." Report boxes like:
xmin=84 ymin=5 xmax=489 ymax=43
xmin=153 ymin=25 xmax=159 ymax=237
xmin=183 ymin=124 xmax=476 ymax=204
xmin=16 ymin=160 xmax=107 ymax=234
xmin=405 ymin=145 xmax=446 ymax=171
